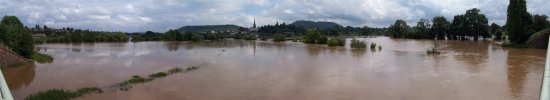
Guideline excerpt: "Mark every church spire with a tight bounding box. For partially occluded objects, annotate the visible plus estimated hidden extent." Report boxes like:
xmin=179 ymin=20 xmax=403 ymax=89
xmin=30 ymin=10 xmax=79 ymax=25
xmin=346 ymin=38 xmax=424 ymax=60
xmin=253 ymin=17 xmax=256 ymax=28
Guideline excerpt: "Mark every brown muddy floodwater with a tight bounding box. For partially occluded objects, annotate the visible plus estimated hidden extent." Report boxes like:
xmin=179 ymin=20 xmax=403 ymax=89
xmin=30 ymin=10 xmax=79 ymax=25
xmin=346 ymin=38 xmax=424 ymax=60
xmin=2 ymin=37 xmax=547 ymax=100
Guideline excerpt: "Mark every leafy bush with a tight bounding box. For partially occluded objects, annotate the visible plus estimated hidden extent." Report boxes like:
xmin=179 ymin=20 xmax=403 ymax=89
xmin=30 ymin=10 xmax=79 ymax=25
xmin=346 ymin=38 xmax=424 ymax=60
xmin=350 ymin=38 xmax=367 ymax=48
xmin=370 ymin=43 xmax=377 ymax=49
xmin=149 ymin=72 xmax=168 ymax=78
xmin=273 ymin=34 xmax=286 ymax=42
xmin=303 ymin=29 xmax=328 ymax=44
xmin=426 ymin=48 xmax=441 ymax=54
xmin=327 ymin=37 xmax=345 ymax=46
xmin=32 ymin=52 xmax=53 ymax=63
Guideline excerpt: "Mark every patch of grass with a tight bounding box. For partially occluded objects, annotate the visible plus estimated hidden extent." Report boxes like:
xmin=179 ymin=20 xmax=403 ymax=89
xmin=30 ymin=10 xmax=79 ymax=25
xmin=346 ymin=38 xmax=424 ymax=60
xmin=26 ymin=89 xmax=78 ymax=100
xmin=186 ymin=66 xmax=199 ymax=71
xmin=502 ymin=41 xmax=527 ymax=48
xmin=32 ymin=52 xmax=54 ymax=63
xmin=350 ymin=38 xmax=366 ymax=48
xmin=168 ymin=67 xmax=183 ymax=74
xmin=126 ymin=75 xmax=152 ymax=84
xmin=76 ymin=87 xmax=102 ymax=94
xmin=26 ymin=87 xmax=102 ymax=100
xmin=327 ymin=37 xmax=345 ymax=46
xmin=149 ymin=72 xmax=168 ymax=78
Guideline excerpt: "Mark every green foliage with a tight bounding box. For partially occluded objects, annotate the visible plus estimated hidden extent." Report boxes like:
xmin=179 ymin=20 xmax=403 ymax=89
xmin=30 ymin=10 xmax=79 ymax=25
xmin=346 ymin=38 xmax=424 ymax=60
xmin=490 ymin=23 xmax=504 ymax=40
xmin=25 ymin=87 xmax=102 ymax=100
xmin=426 ymin=48 xmax=441 ymax=54
xmin=350 ymin=38 xmax=366 ymax=48
xmin=32 ymin=52 xmax=53 ymax=64
xmin=273 ymin=34 xmax=286 ymax=42
xmin=370 ymin=43 xmax=377 ymax=49
xmin=412 ymin=18 xmax=432 ymax=39
xmin=168 ymin=67 xmax=183 ymax=74
xmin=126 ymin=75 xmax=152 ymax=84
xmin=0 ymin=16 xmax=34 ymax=58
xmin=533 ymin=14 xmax=550 ymax=32
xmin=507 ymin=0 xmax=534 ymax=44
xmin=431 ymin=16 xmax=449 ymax=40
xmin=149 ymin=72 xmax=168 ymax=78
xmin=25 ymin=89 xmax=78 ymax=100
xmin=362 ymin=26 xmax=371 ymax=36
xmin=327 ymin=37 xmax=345 ymax=46
xmin=303 ymin=29 xmax=328 ymax=44
xmin=387 ymin=19 xmax=411 ymax=38
xmin=36 ymin=31 xmax=129 ymax=43
xmin=186 ymin=66 xmax=199 ymax=71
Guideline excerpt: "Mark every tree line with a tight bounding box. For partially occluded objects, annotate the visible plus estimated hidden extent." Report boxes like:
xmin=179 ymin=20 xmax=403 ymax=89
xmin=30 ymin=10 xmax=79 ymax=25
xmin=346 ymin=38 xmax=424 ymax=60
xmin=386 ymin=0 xmax=550 ymax=45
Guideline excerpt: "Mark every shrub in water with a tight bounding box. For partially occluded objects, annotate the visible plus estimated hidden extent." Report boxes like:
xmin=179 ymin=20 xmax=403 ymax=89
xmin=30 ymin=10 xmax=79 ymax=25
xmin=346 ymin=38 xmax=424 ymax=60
xmin=327 ymin=37 xmax=345 ymax=46
xmin=350 ymin=38 xmax=367 ymax=48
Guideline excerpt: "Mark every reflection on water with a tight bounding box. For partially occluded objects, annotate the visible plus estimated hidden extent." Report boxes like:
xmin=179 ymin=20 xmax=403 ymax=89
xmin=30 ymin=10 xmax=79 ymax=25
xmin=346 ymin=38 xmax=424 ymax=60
xmin=2 ymin=37 xmax=546 ymax=100
xmin=3 ymin=63 xmax=35 ymax=90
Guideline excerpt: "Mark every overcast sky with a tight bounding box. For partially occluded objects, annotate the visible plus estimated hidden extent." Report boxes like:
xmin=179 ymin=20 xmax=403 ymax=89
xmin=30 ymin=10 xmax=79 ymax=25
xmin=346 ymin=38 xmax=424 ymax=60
xmin=0 ymin=0 xmax=548 ymax=32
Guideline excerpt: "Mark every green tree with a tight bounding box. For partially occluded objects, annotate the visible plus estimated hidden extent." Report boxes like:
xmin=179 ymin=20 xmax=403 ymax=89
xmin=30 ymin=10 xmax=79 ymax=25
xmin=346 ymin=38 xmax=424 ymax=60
xmin=0 ymin=16 xmax=34 ymax=58
xmin=413 ymin=18 xmax=431 ymax=39
xmin=387 ymin=19 xmax=411 ymax=38
xmin=533 ymin=14 xmax=550 ymax=32
xmin=431 ymin=16 xmax=449 ymax=40
xmin=362 ymin=26 xmax=371 ymax=36
xmin=507 ymin=0 xmax=534 ymax=43
xmin=464 ymin=8 xmax=489 ymax=40
xmin=449 ymin=15 xmax=466 ymax=40
xmin=490 ymin=23 xmax=504 ymax=40
xmin=163 ymin=29 xmax=179 ymax=41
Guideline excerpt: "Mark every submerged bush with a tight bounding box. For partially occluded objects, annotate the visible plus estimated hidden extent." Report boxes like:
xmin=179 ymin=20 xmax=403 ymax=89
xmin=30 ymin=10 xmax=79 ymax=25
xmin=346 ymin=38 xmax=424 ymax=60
xmin=126 ymin=75 xmax=152 ymax=84
xmin=26 ymin=87 xmax=102 ymax=100
xmin=32 ymin=52 xmax=54 ymax=63
xmin=350 ymin=38 xmax=367 ymax=48
xmin=327 ymin=37 xmax=345 ymax=46
xmin=426 ymin=48 xmax=441 ymax=54
xmin=370 ymin=43 xmax=377 ymax=49
xmin=168 ymin=67 xmax=183 ymax=74
xmin=303 ymin=29 xmax=328 ymax=44
xmin=273 ymin=34 xmax=286 ymax=42
xmin=149 ymin=72 xmax=168 ymax=78
xmin=26 ymin=89 xmax=78 ymax=100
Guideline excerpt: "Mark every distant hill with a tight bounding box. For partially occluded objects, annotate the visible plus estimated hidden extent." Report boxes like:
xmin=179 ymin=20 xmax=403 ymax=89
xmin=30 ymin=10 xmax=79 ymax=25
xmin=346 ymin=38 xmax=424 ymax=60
xmin=176 ymin=25 xmax=243 ymax=32
xmin=290 ymin=20 xmax=343 ymax=30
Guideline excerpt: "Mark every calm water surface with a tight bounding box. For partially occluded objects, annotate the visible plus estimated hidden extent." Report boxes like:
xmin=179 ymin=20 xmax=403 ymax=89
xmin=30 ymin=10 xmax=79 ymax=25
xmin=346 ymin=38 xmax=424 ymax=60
xmin=3 ymin=37 xmax=546 ymax=100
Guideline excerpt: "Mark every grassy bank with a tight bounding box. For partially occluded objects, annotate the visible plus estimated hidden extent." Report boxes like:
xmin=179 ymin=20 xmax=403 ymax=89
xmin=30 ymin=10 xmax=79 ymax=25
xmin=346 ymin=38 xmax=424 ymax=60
xmin=26 ymin=66 xmax=198 ymax=100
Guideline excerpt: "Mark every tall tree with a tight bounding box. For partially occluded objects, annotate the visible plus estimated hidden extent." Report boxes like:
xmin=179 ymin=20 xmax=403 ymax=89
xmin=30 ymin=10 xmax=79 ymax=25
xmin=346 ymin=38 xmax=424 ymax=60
xmin=362 ymin=26 xmax=371 ymax=36
xmin=413 ymin=18 xmax=431 ymax=39
xmin=431 ymin=16 xmax=449 ymax=40
xmin=464 ymin=8 xmax=489 ymax=40
xmin=449 ymin=15 xmax=466 ymax=40
xmin=533 ymin=14 xmax=550 ymax=32
xmin=0 ymin=16 xmax=34 ymax=58
xmin=507 ymin=0 xmax=534 ymax=43
xmin=490 ymin=23 xmax=504 ymax=40
xmin=387 ymin=19 xmax=411 ymax=38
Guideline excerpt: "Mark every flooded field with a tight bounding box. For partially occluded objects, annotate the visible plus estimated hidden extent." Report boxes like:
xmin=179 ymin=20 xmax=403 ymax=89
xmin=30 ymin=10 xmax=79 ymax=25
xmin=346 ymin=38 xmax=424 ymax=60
xmin=3 ymin=37 xmax=546 ymax=100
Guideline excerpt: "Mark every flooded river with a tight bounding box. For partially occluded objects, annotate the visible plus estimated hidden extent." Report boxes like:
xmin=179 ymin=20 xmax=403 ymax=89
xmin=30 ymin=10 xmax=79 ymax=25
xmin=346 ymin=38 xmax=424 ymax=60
xmin=3 ymin=37 xmax=547 ymax=100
